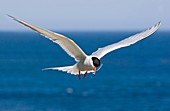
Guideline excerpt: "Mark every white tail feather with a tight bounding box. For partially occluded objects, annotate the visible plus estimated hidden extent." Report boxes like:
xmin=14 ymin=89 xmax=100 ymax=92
xmin=42 ymin=65 xmax=79 ymax=75
xmin=42 ymin=65 xmax=95 ymax=75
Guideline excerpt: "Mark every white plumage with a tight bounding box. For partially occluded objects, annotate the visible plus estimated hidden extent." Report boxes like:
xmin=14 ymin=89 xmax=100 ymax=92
xmin=91 ymin=22 xmax=161 ymax=59
xmin=8 ymin=15 xmax=161 ymax=78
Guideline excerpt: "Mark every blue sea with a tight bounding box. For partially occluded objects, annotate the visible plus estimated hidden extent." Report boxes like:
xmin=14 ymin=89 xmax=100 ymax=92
xmin=0 ymin=31 xmax=170 ymax=111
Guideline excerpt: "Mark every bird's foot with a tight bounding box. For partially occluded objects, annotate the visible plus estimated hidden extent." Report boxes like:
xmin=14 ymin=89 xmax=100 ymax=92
xmin=78 ymin=71 xmax=81 ymax=79
xmin=83 ymin=72 xmax=87 ymax=78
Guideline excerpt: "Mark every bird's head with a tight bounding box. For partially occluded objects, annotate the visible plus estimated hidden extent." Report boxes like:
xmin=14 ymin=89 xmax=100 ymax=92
xmin=91 ymin=57 xmax=100 ymax=74
xmin=92 ymin=57 xmax=100 ymax=67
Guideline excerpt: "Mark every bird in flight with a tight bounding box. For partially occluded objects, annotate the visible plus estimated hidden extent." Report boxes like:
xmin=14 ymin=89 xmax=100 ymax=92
xmin=8 ymin=15 xmax=161 ymax=79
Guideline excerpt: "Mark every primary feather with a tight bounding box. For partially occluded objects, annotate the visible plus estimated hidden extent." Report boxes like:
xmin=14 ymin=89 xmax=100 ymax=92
xmin=8 ymin=15 xmax=87 ymax=62
xmin=91 ymin=22 xmax=161 ymax=59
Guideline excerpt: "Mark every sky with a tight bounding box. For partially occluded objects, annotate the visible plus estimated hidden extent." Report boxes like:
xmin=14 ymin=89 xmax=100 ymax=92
xmin=0 ymin=0 xmax=169 ymax=31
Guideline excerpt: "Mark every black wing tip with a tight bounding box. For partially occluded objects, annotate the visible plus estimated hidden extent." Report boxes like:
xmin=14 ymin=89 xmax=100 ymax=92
xmin=157 ymin=21 xmax=161 ymax=26
xmin=7 ymin=14 xmax=18 ymax=21
xmin=7 ymin=14 xmax=14 ymax=18
xmin=158 ymin=21 xmax=161 ymax=24
xmin=152 ymin=21 xmax=161 ymax=29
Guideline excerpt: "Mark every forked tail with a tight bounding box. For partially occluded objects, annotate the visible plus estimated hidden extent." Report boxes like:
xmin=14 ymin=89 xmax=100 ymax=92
xmin=42 ymin=64 xmax=79 ymax=75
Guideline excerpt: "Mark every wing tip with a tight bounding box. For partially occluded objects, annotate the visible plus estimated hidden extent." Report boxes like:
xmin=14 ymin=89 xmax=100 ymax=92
xmin=7 ymin=14 xmax=15 ymax=19
xmin=156 ymin=21 xmax=161 ymax=27
xmin=158 ymin=21 xmax=161 ymax=24
xmin=149 ymin=21 xmax=161 ymax=31
xmin=7 ymin=14 xmax=19 ymax=22
xmin=155 ymin=21 xmax=162 ymax=31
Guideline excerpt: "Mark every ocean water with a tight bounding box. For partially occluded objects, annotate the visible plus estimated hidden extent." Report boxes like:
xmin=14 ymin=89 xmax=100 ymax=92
xmin=0 ymin=31 xmax=170 ymax=111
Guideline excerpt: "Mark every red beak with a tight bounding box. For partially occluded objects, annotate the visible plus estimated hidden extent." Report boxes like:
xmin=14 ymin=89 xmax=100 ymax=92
xmin=94 ymin=67 xmax=96 ymax=74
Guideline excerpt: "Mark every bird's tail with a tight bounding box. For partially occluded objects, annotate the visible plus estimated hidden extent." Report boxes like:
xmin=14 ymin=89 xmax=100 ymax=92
xmin=42 ymin=64 xmax=79 ymax=75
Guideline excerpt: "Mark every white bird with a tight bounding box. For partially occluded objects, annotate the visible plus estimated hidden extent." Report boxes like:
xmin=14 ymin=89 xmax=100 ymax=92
xmin=8 ymin=15 xmax=161 ymax=79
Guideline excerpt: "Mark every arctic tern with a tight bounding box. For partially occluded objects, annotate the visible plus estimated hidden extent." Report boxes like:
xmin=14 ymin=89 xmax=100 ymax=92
xmin=8 ymin=15 xmax=161 ymax=79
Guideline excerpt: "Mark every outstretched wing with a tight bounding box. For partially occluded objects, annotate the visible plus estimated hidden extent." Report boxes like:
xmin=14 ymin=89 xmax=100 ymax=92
xmin=91 ymin=22 xmax=161 ymax=59
xmin=8 ymin=15 xmax=87 ymax=61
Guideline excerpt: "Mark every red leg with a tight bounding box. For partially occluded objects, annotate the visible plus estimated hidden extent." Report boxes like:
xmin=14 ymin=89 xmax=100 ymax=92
xmin=78 ymin=71 xmax=81 ymax=79
xmin=84 ymin=71 xmax=87 ymax=78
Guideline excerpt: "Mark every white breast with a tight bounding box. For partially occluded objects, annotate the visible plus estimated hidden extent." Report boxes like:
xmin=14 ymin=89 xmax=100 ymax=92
xmin=77 ymin=56 xmax=94 ymax=71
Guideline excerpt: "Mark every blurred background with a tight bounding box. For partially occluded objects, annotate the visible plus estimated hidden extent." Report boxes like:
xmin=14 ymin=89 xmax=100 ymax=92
xmin=0 ymin=0 xmax=170 ymax=111
xmin=0 ymin=0 xmax=169 ymax=31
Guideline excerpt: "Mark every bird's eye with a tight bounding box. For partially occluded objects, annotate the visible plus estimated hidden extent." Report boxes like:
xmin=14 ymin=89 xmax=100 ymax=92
xmin=92 ymin=57 xmax=100 ymax=67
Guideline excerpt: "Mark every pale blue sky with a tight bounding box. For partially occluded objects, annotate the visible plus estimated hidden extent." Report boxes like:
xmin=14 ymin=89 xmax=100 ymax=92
xmin=0 ymin=0 xmax=169 ymax=31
